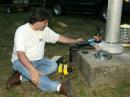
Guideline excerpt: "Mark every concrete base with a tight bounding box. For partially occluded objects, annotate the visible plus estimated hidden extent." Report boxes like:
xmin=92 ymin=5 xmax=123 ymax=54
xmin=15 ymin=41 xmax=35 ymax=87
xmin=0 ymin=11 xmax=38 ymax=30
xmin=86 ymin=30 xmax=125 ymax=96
xmin=72 ymin=48 xmax=130 ymax=87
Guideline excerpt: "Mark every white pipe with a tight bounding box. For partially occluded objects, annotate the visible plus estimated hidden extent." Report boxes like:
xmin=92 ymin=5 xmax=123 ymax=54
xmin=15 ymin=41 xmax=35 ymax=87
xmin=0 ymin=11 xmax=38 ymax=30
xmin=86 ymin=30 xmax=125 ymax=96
xmin=105 ymin=0 xmax=123 ymax=43
xmin=99 ymin=0 xmax=124 ymax=54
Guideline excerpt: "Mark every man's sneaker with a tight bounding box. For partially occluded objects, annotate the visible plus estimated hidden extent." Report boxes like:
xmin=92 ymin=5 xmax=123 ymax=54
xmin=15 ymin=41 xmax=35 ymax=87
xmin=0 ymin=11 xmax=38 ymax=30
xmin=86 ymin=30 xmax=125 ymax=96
xmin=60 ymin=80 xmax=74 ymax=97
xmin=6 ymin=71 xmax=21 ymax=90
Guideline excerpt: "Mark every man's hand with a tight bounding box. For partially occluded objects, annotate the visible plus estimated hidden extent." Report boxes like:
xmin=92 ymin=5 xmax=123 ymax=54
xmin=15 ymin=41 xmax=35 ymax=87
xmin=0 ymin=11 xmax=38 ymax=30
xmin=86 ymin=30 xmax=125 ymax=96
xmin=94 ymin=44 xmax=101 ymax=51
xmin=74 ymin=38 xmax=84 ymax=43
xmin=30 ymin=69 xmax=40 ymax=86
xmin=17 ymin=51 xmax=40 ymax=86
xmin=93 ymin=35 xmax=102 ymax=41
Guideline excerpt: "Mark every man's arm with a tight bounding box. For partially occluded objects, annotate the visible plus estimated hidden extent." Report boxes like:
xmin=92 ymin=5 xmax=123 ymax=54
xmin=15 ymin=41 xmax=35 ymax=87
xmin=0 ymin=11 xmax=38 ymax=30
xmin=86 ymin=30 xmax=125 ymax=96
xmin=17 ymin=51 xmax=40 ymax=86
xmin=58 ymin=35 xmax=83 ymax=44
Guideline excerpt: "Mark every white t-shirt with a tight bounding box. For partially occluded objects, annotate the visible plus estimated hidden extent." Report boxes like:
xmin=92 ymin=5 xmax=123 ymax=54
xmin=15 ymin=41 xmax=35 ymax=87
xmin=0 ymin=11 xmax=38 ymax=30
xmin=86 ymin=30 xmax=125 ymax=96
xmin=11 ymin=23 xmax=59 ymax=62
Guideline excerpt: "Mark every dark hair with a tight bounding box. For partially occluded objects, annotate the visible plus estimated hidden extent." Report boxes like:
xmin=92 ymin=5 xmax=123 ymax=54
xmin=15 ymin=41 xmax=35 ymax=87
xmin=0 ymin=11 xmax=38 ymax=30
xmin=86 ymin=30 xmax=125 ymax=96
xmin=29 ymin=8 xmax=52 ymax=24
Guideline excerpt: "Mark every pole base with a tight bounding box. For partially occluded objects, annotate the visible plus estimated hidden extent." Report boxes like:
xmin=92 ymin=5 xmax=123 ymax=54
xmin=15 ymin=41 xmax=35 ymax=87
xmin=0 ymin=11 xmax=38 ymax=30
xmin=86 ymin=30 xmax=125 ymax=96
xmin=100 ymin=43 xmax=124 ymax=54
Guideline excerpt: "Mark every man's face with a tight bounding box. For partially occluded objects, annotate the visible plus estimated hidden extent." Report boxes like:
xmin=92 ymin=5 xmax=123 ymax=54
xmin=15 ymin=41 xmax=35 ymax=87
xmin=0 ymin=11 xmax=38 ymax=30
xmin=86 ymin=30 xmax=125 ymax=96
xmin=36 ymin=20 xmax=48 ymax=31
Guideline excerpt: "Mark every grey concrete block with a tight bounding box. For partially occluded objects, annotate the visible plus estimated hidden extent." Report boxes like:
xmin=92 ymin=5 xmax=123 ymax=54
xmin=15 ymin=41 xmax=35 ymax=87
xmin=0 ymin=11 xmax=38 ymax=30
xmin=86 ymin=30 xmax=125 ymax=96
xmin=72 ymin=48 xmax=130 ymax=87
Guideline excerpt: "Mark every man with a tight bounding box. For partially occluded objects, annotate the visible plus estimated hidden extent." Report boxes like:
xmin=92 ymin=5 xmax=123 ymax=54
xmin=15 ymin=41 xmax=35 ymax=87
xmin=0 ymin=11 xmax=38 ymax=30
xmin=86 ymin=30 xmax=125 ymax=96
xmin=6 ymin=8 xmax=83 ymax=97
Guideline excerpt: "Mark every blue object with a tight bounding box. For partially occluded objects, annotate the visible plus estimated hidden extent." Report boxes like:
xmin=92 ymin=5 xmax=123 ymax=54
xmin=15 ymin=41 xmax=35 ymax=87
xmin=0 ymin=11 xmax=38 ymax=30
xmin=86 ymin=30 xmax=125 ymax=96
xmin=87 ymin=38 xmax=97 ymax=46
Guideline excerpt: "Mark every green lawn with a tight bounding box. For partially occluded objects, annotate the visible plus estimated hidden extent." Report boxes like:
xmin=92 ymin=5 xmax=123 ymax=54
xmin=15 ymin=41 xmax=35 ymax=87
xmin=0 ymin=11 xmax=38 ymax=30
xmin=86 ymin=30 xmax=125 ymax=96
xmin=0 ymin=8 xmax=130 ymax=97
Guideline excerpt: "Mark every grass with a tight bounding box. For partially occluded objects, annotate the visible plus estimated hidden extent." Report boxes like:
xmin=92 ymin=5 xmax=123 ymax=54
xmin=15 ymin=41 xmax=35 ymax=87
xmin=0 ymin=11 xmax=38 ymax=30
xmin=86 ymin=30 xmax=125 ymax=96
xmin=0 ymin=7 xmax=130 ymax=97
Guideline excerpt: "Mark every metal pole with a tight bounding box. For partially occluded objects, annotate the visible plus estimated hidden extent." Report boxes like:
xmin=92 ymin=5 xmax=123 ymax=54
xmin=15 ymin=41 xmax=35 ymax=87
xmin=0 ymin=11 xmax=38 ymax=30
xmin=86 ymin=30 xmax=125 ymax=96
xmin=102 ymin=0 xmax=124 ymax=54
xmin=105 ymin=0 xmax=123 ymax=43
